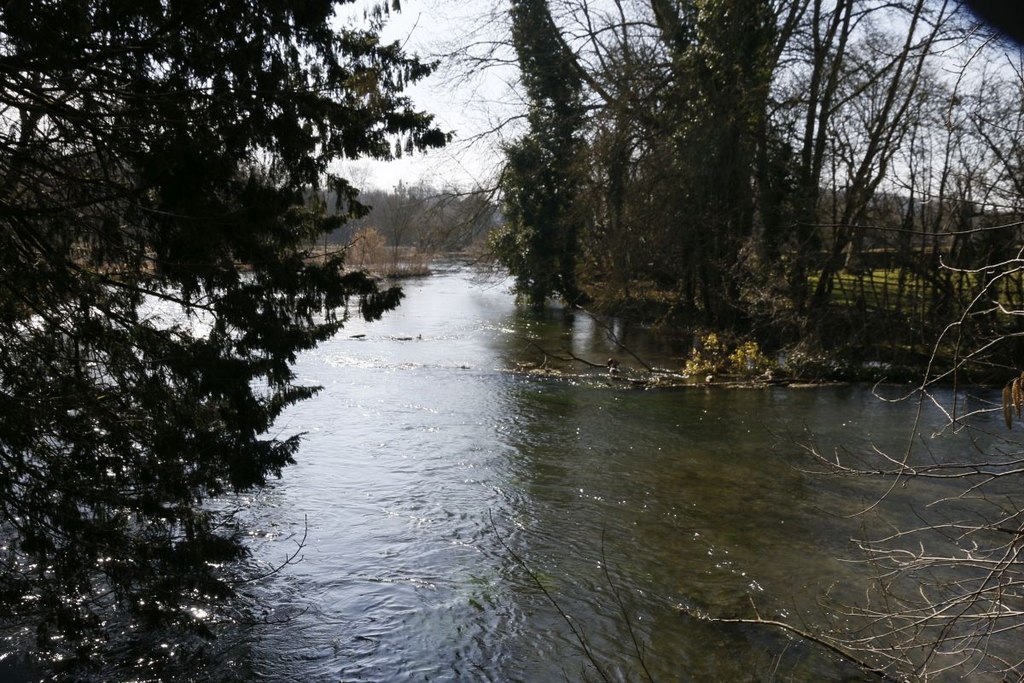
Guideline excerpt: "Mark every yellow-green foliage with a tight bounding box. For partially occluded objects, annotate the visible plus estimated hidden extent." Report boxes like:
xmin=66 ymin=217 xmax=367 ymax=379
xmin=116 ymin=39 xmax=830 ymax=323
xmin=683 ymin=333 xmax=728 ymax=376
xmin=684 ymin=334 xmax=775 ymax=377
xmin=727 ymin=340 xmax=773 ymax=375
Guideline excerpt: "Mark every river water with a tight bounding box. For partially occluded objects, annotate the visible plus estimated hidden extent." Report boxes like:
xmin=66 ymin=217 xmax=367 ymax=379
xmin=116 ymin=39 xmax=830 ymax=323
xmin=226 ymin=263 xmax=1002 ymax=682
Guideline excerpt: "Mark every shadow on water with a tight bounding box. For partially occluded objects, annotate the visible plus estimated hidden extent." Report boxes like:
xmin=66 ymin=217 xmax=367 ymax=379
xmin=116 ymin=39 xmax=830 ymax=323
xmin=501 ymin=298 xmax=694 ymax=372
xmin=238 ymin=264 xmax=1014 ymax=682
xmin=6 ymin=262 xmax=1008 ymax=681
xmin=486 ymin=378 xmax=904 ymax=681
xmin=0 ymin=653 xmax=41 ymax=683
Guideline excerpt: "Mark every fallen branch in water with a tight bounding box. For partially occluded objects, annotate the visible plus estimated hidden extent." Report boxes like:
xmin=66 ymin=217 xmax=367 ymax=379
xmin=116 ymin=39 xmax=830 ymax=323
xmin=526 ymin=340 xmax=605 ymax=369
xmin=575 ymin=306 xmax=657 ymax=372
xmin=523 ymin=339 xmax=688 ymax=382
xmin=518 ymin=340 xmax=796 ymax=389
xmin=679 ymin=599 xmax=901 ymax=683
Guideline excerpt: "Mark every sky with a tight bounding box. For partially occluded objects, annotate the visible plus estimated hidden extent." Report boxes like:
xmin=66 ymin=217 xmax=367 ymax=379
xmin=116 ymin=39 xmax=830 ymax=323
xmin=337 ymin=0 xmax=521 ymax=192
xmin=339 ymin=0 xmax=1024 ymax=194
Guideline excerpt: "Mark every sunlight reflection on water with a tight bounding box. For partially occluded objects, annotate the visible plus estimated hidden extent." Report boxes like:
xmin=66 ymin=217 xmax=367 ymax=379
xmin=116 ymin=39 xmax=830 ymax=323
xmin=226 ymin=264 xmax=1000 ymax=682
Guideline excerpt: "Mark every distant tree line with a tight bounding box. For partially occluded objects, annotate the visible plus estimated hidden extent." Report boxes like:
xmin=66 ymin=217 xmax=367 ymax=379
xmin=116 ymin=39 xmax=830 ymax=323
xmin=321 ymin=182 xmax=500 ymax=254
xmin=491 ymin=0 xmax=1024 ymax=375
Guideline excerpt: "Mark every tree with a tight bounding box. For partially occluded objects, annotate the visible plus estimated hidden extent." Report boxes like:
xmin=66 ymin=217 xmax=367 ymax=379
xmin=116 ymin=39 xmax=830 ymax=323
xmin=653 ymin=0 xmax=780 ymax=327
xmin=745 ymin=44 xmax=1024 ymax=683
xmin=824 ymin=49 xmax=1024 ymax=679
xmin=494 ymin=0 xmax=791 ymax=323
xmin=480 ymin=0 xmax=986 ymax=349
xmin=0 ymin=0 xmax=443 ymax=676
xmin=494 ymin=0 xmax=587 ymax=307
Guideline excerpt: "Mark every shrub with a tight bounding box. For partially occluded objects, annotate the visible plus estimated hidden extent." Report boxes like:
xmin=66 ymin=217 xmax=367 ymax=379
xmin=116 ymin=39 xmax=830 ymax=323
xmin=684 ymin=333 xmax=775 ymax=378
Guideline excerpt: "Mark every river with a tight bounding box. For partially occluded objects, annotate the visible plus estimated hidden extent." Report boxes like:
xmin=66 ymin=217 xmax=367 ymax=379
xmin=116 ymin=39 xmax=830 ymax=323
xmin=203 ymin=262 xmax=1007 ymax=682
xmin=0 ymin=261 xmax=1008 ymax=683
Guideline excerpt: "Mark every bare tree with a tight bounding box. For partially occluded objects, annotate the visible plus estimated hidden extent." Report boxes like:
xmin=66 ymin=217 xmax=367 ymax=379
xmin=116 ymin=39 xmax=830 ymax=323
xmin=797 ymin=53 xmax=1024 ymax=674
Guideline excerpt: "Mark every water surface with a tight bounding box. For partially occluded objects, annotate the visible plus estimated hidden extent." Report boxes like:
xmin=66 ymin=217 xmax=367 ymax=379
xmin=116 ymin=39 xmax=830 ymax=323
xmin=237 ymin=263 xmax=999 ymax=682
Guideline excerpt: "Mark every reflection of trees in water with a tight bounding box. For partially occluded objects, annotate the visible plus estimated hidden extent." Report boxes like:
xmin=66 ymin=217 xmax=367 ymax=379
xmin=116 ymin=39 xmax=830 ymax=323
xmin=799 ymin=388 xmax=1024 ymax=679
xmin=488 ymin=377 xmax=903 ymax=680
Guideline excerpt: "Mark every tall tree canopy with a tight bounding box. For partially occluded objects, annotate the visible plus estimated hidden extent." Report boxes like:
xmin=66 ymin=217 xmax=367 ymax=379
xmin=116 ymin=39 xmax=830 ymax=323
xmin=494 ymin=0 xmax=586 ymax=307
xmin=0 ymin=0 xmax=443 ymax=675
xmin=488 ymin=0 xmax=1024 ymax=364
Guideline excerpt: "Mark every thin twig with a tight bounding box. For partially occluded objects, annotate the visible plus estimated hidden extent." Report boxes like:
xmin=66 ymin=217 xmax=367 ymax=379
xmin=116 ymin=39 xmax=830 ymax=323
xmin=683 ymin=607 xmax=902 ymax=682
xmin=488 ymin=511 xmax=612 ymax=683
xmin=600 ymin=529 xmax=656 ymax=683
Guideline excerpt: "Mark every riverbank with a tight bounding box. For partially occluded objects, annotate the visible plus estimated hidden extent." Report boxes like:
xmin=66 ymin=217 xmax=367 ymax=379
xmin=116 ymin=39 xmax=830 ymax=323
xmin=570 ymin=266 xmax=1016 ymax=387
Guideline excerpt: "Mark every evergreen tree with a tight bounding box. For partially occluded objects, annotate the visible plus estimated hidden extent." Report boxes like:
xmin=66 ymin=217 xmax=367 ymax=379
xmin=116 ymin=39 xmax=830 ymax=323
xmin=0 ymin=0 xmax=443 ymax=674
xmin=495 ymin=0 xmax=586 ymax=307
xmin=652 ymin=0 xmax=777 ymax=327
